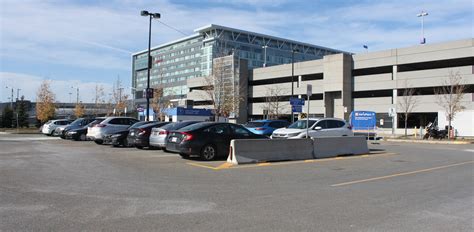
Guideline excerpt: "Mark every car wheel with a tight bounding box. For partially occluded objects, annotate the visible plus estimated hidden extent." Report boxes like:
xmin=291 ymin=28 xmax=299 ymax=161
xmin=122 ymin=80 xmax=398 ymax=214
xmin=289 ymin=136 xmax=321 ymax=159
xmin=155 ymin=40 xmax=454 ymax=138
xmin=136 ymin=146 xmax=144 ymax=149
xmin=80 ymin=134 xmax=86 ymax=141
xmin=200 ymin=144 xmax=217 ymax=161
xmin=94 ymin=140 xmax=103 ymax=145
xmin=179 ymin=153 xmax=189 ymax=159
xmin=122 ymin=139 xmax=129 ymax=147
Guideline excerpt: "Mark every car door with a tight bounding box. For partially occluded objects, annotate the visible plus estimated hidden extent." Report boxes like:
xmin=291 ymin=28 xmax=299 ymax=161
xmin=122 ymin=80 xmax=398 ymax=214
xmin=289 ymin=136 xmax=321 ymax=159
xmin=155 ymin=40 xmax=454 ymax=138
xmin=309 ymin=120 xmax=328 ymax=137
xmin=204 ymin=124 xmax=231 ymax=156
xmin=230 ymin=124 xmax=253 ymax=139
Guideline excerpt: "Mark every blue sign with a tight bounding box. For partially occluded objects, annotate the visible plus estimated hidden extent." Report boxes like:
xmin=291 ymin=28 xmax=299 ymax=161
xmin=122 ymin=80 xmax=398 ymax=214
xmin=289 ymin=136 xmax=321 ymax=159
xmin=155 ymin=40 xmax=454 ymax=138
xmin=162 ymin=107 xmax=213 ymax=116
xmin=290 ymin=97 xmax=305 ymax=106
xmin=350 ymin=111 xmax=376 ymax=130
xmin=292 ymin=105 xmax=303 ymax=113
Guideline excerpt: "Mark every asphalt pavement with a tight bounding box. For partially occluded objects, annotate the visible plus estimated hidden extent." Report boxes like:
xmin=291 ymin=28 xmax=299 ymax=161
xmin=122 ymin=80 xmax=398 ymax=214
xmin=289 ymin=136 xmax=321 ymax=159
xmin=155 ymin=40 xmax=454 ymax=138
xmin=0 ymin=134 xmax=473 ymax=231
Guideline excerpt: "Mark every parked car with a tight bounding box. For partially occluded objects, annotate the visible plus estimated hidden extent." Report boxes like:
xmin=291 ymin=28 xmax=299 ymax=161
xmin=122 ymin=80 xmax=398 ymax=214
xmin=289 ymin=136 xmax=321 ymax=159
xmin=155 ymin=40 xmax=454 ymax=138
xmin=271 ymin=118 xmax=353 ymax=139
xmin=126 ymin=122 xmax=170 ymax=149
xmin=166 ymin=122 xmax=268 ymax=161
xmin=244 ymin=120 xmax=290 ymax=136
xmin=149 ymin=121 xmax=201 ymax=150
xmin=107 ymin=121 xmax=155 ymax=147
xmin=41 ymin=119 xmax=71 ymax=135
xmin=58 ymin=117 xmax=98 ymax=138
xmin=87 ymin=117 xmax=139 ymax=144
xmin=65 ymin=119 xmax=106 ymax=141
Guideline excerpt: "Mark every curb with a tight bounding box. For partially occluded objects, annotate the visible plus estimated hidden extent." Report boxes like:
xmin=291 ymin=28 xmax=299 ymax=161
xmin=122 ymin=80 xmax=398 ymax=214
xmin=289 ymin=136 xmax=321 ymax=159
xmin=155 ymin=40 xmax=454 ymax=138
xmin=385 ymin=139 xmax=473 ymax=145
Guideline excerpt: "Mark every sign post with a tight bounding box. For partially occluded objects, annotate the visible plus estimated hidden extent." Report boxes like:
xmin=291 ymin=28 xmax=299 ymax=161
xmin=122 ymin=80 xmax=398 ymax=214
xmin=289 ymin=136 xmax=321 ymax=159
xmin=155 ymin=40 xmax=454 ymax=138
xmin=306 ymin=84 xmax=312 ymax=138
xmin=388 ymin=107 xmax=396 ymax=135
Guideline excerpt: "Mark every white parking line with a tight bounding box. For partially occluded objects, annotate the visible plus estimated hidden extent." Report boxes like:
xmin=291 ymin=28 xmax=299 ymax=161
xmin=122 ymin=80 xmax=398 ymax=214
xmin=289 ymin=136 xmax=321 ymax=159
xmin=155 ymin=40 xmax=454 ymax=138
xmin=464 ymin=149 xmax=474 ymax=153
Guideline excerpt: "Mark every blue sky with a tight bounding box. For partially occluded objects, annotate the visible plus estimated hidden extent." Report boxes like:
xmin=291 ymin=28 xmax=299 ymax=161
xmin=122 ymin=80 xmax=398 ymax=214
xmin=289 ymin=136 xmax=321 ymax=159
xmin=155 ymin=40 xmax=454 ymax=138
xmin=0 ymin=0 xmax=472 ymax=103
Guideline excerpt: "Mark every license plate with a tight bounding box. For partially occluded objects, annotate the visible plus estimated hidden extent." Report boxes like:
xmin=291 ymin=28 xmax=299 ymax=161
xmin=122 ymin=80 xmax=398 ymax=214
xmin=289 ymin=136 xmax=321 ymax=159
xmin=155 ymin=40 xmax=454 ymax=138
xmin=171 ymin=137 xmax=177 ymax=142
xmin=153 ymin=131 xmax=157 ymax=135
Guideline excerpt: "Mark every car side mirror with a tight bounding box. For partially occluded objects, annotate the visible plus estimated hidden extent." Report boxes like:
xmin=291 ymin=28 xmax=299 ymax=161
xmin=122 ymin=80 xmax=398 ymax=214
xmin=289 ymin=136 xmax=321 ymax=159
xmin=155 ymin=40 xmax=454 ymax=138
xmin=314 ymin=126 xmax=322 ymax=131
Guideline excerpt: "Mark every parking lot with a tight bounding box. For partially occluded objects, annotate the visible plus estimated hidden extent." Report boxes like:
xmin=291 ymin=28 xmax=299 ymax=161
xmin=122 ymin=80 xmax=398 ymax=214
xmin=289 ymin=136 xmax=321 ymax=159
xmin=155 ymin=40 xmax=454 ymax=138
xmin=1 ymin=134 xmax=473 ymax=231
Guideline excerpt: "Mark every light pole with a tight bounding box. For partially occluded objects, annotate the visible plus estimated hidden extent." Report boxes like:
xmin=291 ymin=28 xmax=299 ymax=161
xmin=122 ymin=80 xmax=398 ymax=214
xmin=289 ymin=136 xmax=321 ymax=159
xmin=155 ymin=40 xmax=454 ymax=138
xmin=417 ymin=10 xmax=428 ymax=44
xmin=291 ymin=49 xmax=298 ymax=123
xmin=141 ymin=10 xmax=161 ymax=121
xmin=16 ymin=89 xmax=21 ymax=101
xmin=5 ymin=86 xmax=13 ymax=108
xmin=262 ymin=45 xmax=268 ymax=67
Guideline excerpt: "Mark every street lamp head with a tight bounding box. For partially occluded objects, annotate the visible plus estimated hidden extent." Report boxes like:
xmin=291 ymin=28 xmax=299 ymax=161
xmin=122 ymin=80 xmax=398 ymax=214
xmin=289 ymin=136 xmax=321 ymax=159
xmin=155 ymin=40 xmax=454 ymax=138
xmin=141 ymin=10 xmax=150 ymax=16
xmin=152 ymin=13 xmax=161 ymax=19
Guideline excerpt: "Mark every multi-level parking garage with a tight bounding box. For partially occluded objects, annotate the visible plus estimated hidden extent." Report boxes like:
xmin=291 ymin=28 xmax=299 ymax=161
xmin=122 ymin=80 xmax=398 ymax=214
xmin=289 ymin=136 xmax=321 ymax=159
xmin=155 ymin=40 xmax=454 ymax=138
xmin=246 ymin=39 xmax=473 ymax=135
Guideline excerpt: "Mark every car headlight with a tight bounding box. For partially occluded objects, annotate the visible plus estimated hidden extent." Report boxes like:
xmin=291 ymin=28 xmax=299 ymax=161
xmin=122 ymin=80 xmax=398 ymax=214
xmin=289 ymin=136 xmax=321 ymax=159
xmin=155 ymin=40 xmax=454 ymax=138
xmin=69 ymin=131 xmax=77 ymax=134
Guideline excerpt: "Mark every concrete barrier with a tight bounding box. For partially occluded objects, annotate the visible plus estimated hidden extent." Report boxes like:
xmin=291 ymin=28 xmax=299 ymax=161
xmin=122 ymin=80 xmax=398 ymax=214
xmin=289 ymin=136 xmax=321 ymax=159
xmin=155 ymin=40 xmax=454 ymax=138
xmin=227 ymin=139 xmax=313 ymax=165
xmin=312 ymin=136 xmax=369 ymax=159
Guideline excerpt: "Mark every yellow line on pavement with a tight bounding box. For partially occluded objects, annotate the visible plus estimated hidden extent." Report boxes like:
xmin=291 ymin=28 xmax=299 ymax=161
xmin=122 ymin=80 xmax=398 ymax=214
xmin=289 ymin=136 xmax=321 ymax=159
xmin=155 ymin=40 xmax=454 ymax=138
xmin=331 ymin=160 xmax=474 ymax=187
xmin=186 ymin=162 xmax=218 ymax=170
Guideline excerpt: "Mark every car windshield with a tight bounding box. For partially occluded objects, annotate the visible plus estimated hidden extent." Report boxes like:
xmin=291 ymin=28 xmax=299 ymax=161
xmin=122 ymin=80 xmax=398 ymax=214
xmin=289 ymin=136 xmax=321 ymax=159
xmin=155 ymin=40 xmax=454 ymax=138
xmin=288 ymin=120 xmax=318 ymax=129
xmin=69 ymin=118 xmax=84 ymax=126
xmin=245 ymin=122 xmax=265 ymax=128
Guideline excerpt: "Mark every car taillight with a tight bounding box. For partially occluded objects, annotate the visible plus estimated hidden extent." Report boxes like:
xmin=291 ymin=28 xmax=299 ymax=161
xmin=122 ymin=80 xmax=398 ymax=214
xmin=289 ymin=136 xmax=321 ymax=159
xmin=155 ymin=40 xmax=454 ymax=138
xmin=138 ymin=128 xmax=146 ymax=135
xmin=180 ymin=132 xmax=194 ymax=141
xmin=159 ymin=130 xmax=169 ymax=135
xmin=255 ymin=127 xmax=265 ymax=131
xmin=95 ymin=124 xmax=106 ymax=128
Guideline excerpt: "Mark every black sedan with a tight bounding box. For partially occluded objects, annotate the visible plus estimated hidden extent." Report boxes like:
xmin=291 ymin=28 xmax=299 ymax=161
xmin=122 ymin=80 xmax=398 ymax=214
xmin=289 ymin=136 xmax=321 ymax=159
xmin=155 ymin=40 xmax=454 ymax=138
xmin=108 ymin=121 xmax=155 ymax=147
xmin=126 ymin=122 xmax=170 ymax=149
xmin=165 ymin=122 xmax=268 ymax=161
xmin=60 ymin=117 xmax=98 ymax=139
xmin=64 ymin=119 xmax=105 ymax=141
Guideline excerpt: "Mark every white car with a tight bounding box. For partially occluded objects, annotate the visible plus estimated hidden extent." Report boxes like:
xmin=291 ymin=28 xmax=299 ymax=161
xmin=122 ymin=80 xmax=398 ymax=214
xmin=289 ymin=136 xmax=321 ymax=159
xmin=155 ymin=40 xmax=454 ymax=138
xmin=41 ymin=119 xmax=71 ymax=135
xmin=87 ymin=117 xmax=139 ymax=144
xmin=271 ymin=118 xmax=353 ymax=139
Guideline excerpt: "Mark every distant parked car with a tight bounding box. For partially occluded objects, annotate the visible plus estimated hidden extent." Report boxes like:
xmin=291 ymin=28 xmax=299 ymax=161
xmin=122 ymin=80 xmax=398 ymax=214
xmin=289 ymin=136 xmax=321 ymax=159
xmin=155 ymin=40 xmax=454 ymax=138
xmin=149 ymin=121 xmax=201 ymax=150
xmin=244 ymin=120 xmax=290 ymax=136
xmin=87 ymin=117 xmax=139 ymax=144
xmin=65 ymin=119 xmax=106 ymax=141
xmin=166 ymin=122 xmax=268 ymax=161
xmin=41 ymin=119 xmax=71 ymax=135
xmin=58 ymin=117 xmax=98 ymax=138
xmin=271 ymin=118 xmax=353 ymax=139
xmin=126 ymin=122 xmax=170 ymax=149
xmin=107 ymin=121 xmax=155 ymax=147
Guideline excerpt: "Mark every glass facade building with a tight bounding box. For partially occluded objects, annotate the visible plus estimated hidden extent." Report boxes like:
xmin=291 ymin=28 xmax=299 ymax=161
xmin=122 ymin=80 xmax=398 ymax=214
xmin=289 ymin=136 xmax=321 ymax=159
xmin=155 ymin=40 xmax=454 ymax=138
xmin=132 ymin=24 xmax=346 ymax=104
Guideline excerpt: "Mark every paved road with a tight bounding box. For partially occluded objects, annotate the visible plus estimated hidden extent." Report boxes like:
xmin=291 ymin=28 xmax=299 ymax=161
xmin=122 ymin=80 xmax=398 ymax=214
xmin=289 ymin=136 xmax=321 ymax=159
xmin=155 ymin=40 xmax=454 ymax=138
xmin=1 ymin=135 xmax=473 ymax=231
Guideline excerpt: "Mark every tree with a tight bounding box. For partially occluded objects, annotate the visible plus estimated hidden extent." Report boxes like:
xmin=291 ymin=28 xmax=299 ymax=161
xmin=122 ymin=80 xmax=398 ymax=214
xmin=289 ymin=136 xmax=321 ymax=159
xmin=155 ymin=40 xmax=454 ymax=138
xmin=1 ymin=106 xmax=14 ymax=128
xmin=93 ymin=84 xmax=105 ymax=116
xmin=263 ymin=85 xmax=288 ymax=119
xmin=36 ymin=80 xmax=56 ymax=124
xmin=17 ymin=96 xmax=29 ymax=128
xmin=434 ymin=71 xmax=467 ymax=139
xmin=151 ymin=87 xmax=170 ymax=121
xmin=74 ymin=101 xmax=85 ymax=118
xmin=203 ymin=55 xmax=245 ymax=122
xmin=398 ymin=80 xmax=418 ymax=136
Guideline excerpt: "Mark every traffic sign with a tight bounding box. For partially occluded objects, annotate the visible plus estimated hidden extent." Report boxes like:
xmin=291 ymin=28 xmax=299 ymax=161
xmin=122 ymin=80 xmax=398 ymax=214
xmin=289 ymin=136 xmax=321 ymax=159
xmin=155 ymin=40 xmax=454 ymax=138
xmin=306 ymin=84 xmax=312 ymax=97
xmin=292 ymin=105 xmax=303 ymax=113
xmin=388 ymin=107 xmax=396 ymax=117
xmin=137 ymin=106 xmax=144 ymax=112
xmin=290 ymin=97 xmax=305 ymax=106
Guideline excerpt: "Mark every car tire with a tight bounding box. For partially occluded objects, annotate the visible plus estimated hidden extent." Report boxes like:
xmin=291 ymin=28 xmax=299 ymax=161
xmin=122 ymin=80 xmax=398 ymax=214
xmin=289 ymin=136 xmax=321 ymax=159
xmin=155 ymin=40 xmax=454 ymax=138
xmin=122 ymin=139 xmax=129 ymax=147
xmin=80 ymin=134 xmax=86 ymax=141
xmin=179 ymin=153 xmax=189 ymax=159
xmin=95 ymin=140 xmax=103 ymax=145
xmin=200 ymin=144 xmax=217 ymax=161
xmin=136 ymin=146 xmax=144 ymax=149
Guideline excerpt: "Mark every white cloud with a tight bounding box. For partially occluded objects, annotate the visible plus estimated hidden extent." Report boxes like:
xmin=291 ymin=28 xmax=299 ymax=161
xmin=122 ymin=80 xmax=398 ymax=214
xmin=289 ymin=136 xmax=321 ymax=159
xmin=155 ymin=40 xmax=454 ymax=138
xmin=0 ymin=72 xmax=121 ymax=104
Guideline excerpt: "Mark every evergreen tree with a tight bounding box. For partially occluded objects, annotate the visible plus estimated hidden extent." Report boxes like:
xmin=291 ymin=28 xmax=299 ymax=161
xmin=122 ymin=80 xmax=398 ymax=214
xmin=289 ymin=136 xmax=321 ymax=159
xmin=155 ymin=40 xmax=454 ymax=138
xmin=17 ymin=96 xmax=29 ymax=128
xmin=1 ymin=106 xmax=14 ymax=128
